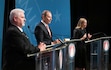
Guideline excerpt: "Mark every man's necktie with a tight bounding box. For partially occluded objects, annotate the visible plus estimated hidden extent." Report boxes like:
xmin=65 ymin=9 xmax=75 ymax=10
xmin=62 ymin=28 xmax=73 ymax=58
xmin=46 ymin=25 xmax=51 ymax=37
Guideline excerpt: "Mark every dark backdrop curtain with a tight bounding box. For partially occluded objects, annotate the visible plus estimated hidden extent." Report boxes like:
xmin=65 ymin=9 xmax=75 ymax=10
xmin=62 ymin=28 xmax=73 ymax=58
xmin=2 ymin=0 xmax=15 ymax=69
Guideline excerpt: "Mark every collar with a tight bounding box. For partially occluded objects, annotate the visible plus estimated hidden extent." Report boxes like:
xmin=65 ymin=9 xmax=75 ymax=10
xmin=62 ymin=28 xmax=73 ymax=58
xmin=12 ymin=24 xmax=23 ymax=32
xmin=17 ymin=26 xmax=23 ymax=32
xmin=41 ymin=20 xmax=48 ymax=27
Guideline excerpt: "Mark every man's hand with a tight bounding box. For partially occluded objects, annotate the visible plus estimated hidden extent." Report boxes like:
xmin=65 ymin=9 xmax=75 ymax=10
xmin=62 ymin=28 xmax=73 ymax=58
xmin=51 ymin=39 xmax=61 ymax=45
xmin=38 ymin=42 xmax=46 ymax=51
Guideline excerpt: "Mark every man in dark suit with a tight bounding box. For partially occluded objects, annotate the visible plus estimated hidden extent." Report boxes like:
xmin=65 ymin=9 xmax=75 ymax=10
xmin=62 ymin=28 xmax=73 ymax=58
xmin=2 ymin=8 xmax=46 ymax=70
xmin=34 ymin=10 xmax=60 ymax=45
xmin=34 ymin=10 xmax=61 ymax=70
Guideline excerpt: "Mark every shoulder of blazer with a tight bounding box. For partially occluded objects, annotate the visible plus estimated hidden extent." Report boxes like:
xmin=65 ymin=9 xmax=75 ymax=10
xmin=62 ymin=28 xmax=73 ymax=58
xmin=38 ymin=22 xmax=44 ymax=27
xmin=38 ymin=22 xmax=46 ymax=30
xmin=7 ymin=25 xmax=22 ymax=36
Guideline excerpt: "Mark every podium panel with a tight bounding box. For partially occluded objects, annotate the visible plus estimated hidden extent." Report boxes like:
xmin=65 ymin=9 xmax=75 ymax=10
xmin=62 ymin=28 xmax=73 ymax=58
xmin=36 ymin=51 xmax=53 ymax=70
xmin=85 ymin=37 xmax=111 ymax=70
xmin=35 ymin=43 xmax=66 ymax=70
xmin=63 ymin=43 xmax=76 ymax=70
xmin=54 ymin=43 xmax=76 ymax=70
xmin=34 ymin=39 xmax=78 ymax=70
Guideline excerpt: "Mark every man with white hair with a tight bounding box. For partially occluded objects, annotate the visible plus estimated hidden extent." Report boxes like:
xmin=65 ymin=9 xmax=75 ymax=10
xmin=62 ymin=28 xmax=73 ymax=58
xmin=2 ymin=8 xmax=46 ymax=70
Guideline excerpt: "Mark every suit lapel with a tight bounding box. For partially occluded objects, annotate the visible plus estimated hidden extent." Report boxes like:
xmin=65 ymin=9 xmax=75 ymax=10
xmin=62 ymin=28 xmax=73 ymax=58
xmin=12 ymin=25 xmax=29 ymax=39
xmin=22 ymin=32 xmax=28 ymax=38
xmin=40 ymin=23 xmax=52 ymax=37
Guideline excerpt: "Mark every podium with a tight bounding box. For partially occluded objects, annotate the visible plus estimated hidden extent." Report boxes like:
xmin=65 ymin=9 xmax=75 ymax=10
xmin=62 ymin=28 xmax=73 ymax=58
xmin=85 ymin=36 xmax=111 ymax=70
xmin=27 ymin=39 xmax=81 ymax=70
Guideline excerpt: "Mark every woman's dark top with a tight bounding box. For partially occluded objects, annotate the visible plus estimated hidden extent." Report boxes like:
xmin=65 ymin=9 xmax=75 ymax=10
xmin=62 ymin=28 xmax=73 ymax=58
xmin=72 ymin=28 xmax=87 ymax=68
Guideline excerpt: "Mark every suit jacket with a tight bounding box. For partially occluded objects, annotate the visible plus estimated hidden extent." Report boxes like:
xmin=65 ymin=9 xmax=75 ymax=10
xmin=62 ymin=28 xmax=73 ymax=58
xmin=2 ymin=24 xmax=40 ymax=70
xmin=34 ymin=22 xmax=53 ymax=45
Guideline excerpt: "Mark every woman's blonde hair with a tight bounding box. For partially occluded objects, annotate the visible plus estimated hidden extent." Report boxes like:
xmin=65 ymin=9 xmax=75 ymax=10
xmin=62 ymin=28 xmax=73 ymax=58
xmin=75 ymin=18 xmax=87 ymax=29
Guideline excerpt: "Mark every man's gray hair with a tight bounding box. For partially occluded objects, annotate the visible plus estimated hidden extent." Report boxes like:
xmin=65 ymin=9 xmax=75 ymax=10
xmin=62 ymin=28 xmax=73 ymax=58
xmin=9 ymin=8 xmax=25 ymax=23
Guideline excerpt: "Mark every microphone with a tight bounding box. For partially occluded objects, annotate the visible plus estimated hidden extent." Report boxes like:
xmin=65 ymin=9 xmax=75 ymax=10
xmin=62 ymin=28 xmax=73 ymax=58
xmin=91 ymin=32 xmax=107 ymax=39
xmin=92 ymin=32 xmax=107 ymax=37
xmin=27 ymin=25 xmax=34 ymax=34
xmin=52 ymin=34 xmax=64 ymax=44
xmin=58 ymin=38 xmax=64 ymax=44
xmin=27 ymin=25 xmax=30 ymax=29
